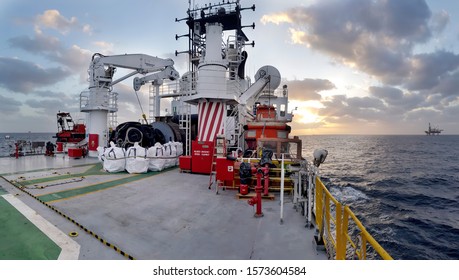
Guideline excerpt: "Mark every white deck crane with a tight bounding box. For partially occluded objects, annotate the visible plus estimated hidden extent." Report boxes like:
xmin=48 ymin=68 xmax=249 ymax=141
xmin=80 ymin=53 xmax=179 ymax=157
xmin=133 ymin=65 xmax=180 ymax=120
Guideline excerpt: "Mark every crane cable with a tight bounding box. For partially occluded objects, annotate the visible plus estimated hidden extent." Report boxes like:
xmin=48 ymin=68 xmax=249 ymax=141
xmin=134 ymin=90 xmax=148 ymax=123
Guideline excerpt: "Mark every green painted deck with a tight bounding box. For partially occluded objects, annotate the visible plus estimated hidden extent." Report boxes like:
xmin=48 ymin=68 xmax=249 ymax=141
xmin=37 ymin=170 xmax=163 ymax=203
xmin=9 ymin=163 xmax=176 ymax=203
xmin=0 ymin=196 xmax=61 ymax=260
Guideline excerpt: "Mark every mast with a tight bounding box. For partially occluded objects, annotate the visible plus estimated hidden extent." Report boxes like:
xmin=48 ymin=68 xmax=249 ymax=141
xmin=176 ymin=0 xmax=255 ymax=142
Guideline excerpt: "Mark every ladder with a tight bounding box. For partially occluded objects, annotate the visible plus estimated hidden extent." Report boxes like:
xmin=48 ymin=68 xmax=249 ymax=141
xmin=179 ymin=102 xmax=191 ymax=156
xmin=148 ymin=84 xmax=156 ymax=123
xmin=108 ymin=91 xmax=118 ymax=129
xmin=226 ymin=104 xmax=243 ymax=148
xmin=208 ymin=135 xmax=226 ymax=194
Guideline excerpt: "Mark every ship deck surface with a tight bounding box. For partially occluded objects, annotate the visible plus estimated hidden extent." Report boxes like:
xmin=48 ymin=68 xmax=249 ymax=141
xmin=0 ymin=155 xmax=326 ymax=260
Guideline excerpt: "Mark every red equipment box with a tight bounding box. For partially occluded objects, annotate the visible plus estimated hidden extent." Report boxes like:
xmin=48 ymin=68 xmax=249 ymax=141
xmin=68 ymin=148 xmax=83 ymax=158
xmin=216 ymin=157 xmax=234 ymax=181
xmin=179 ymin=156 xmax=192 ymax=172
xmin=191 ymin=140 xmax=214 ymax=174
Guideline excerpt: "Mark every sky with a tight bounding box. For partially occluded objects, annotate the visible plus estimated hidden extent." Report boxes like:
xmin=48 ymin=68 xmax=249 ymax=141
xmin=0 ymin=0 xmax=458 ymax=135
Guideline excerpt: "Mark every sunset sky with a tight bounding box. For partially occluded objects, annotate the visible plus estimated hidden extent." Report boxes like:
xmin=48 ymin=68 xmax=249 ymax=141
xmin=1 ymin=0 xmax=458 ymax=134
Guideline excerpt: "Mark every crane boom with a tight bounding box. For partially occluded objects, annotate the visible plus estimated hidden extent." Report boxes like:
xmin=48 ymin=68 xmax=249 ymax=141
xmin=92 ymin=53 xmax=174 ymax=72
xmin=88 ymin=53 xmax=176 ymax=89
xmin=81 ymin=52 xmax=180 ymax=157
xmin=238 ymin=75 xmax=270 ymax=106
xmin=133 ymin=65 xmax=180 ymax=91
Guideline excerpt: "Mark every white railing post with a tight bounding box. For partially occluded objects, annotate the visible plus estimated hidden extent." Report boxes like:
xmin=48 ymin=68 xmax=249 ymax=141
xmin=307 ymin=165 xmax=313 ymax=227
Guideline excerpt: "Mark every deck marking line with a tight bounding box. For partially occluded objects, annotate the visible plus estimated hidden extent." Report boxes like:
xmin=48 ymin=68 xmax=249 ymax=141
xmin=7 ymin=178 xmax=136 ymax=260
xmin=39 ymin=169 xmax=173 ymax=203
xmin=0 ymin=162 xmax=98 ymax=177
xmin=1 ymin=194 xmax=80 ymax=260
xmin=36 ymin=174 xmax=136 ymax=197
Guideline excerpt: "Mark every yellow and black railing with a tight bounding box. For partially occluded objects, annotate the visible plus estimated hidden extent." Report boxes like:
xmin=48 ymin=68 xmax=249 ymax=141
xmin=315 ymin=177 xmax=393 ymax=260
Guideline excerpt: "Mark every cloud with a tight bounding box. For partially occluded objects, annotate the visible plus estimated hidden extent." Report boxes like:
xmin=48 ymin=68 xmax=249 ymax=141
xmin=430 ymin=10 xmax=450 ymax=34
xmin=9 ymin=30 xmax=92 ymax=71
xmin=368 ymin=86 xmax=424 ymax=110
xmin=8 ymin=30 xmax=92 ymax=84
xmin=442 ymin=104 xmax=459 ymax=123
xmin=260 ymin=0 xmax=455 ymax=89
xmin=35 ymin=9 xmax=90 ymax=35
xmin=406 ymin=51 xmax=459 ymax=91
xmin=404 ymin=107 xmax=441 ymax=122
xmin=93 ymin=41 xmax=115 ymax=54
xmin=8 ymin=10 xmax=94 ymax=74
xmin=82 ymin=24 xmax=93 ymax=35
xmin=0 ymin=94 xmax=22 ymax=114
xmin=431 ymin=71 xmax=459 ymax=98
xmin=53 ymin=44 xmax=92 ymax=71
xmin=319 ymin=93 xmax=388 ymax=122
xmin=261 ymin=0 xmax=459 ymax=133
xmin=346 ymin=96 xmax=385 ymax=110
xmin=261 ymin=13 xmax=292 ymax=25
xmin=8 ymin=32 xmax=61 ymax=53
xmin=288 ymin=28 xmax=307 ymax=45
xmin=31 ymin=90 xmax=80 ymax=109
xmin=286 ymin=78 xmax=335 ymax=101
xmin=0 ymin=57 xmax=71 ymax=93
xmin=315 ymin=84 xmax=459 ymax=133
xmin=25 ymin=98 xmax=66 ymax=113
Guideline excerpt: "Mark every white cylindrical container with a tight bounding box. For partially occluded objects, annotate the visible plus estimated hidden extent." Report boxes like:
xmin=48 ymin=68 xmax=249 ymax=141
xmin=196 ymin=23 xmax=227 ymax=98
xmin=87 ymin=110 xmax=108 ymax=157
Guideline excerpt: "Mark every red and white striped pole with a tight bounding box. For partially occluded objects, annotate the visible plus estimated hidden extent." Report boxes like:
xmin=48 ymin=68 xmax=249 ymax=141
xmin=197 ymin=101 xmax=225 ymax=142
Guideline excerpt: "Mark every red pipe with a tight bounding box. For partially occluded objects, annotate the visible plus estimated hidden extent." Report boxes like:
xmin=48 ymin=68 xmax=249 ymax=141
xmin=262 ymin=165 xmax=269 ymax=196
xmin=15 ymin=143 xmax=19 ymax=159
xmin=248 ymin=169 xmax=264 ymax=217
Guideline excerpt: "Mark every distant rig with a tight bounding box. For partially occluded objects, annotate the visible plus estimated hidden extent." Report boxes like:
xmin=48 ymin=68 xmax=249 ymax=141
xmin=425 ymin=123 xmax=443 ymax=135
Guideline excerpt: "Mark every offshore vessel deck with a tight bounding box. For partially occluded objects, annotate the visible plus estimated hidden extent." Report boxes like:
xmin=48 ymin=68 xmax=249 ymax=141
xmin=1 ymin=1 xmax=393 ymax=263
xmin=0 ymin=155 xmax=326 ymax=260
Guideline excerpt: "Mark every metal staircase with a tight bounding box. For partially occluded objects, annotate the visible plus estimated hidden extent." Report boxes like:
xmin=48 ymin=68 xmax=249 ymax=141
xmin=226 ymin=104 xmax=244 ymax=150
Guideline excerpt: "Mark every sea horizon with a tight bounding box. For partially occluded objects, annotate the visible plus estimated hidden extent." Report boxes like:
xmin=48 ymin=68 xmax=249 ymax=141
xmin=1 ymin=132 xmax=458 ymax=136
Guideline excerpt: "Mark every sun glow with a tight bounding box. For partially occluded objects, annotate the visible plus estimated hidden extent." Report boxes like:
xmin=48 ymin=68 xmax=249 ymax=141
xmin=290 ymin=101 xmax=323 ymax=124
xmin=296 ymin=109 xmax=320 ymax=124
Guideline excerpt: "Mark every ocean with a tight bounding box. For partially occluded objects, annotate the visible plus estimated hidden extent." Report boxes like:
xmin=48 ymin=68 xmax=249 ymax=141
xmin=301 ymin=135 xmax=459 ymax=260
xmin=1 ymin=133 xmax=458 ymax=259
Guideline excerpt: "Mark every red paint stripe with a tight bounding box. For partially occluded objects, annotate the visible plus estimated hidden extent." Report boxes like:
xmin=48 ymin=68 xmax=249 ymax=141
xmin=211 ymin=103 xmax=224 ymax=140
xmin=197 ymin=102 xmax=205 ymax=140
xmin=198 ymin=102 xmax=210 ymax=141
xmin=203 ymin=102 xmax=218 ymax=141
xmin=212 ymin=102 xmax=222 ymax=140
xmin=197 ymin=101 xmax=226 ymax=141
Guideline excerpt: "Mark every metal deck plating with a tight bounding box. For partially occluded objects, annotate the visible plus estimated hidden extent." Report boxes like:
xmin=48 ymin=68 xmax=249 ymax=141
xmin=0 ymin=155 xmax=326 ymax=260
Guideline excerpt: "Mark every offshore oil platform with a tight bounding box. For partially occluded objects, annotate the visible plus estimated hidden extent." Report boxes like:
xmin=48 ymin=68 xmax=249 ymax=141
xmin=425 ymin=123 xmax=443 ymax=135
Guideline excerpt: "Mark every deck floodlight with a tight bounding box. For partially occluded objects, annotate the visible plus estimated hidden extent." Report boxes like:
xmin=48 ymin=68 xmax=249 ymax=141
xmin=313 ymin=149 xmax=328 ymax=167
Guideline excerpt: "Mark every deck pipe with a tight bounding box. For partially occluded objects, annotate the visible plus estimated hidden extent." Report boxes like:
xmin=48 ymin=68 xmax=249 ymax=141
xmin=247 ymin=166 xmax=269 ymax=217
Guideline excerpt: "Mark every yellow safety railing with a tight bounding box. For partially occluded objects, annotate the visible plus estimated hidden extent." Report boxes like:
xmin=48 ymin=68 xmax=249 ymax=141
xmin=315 ymin=177 xmax=393 ymax=260
xmin=315 ymin=176 xmax=341 ymax=258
